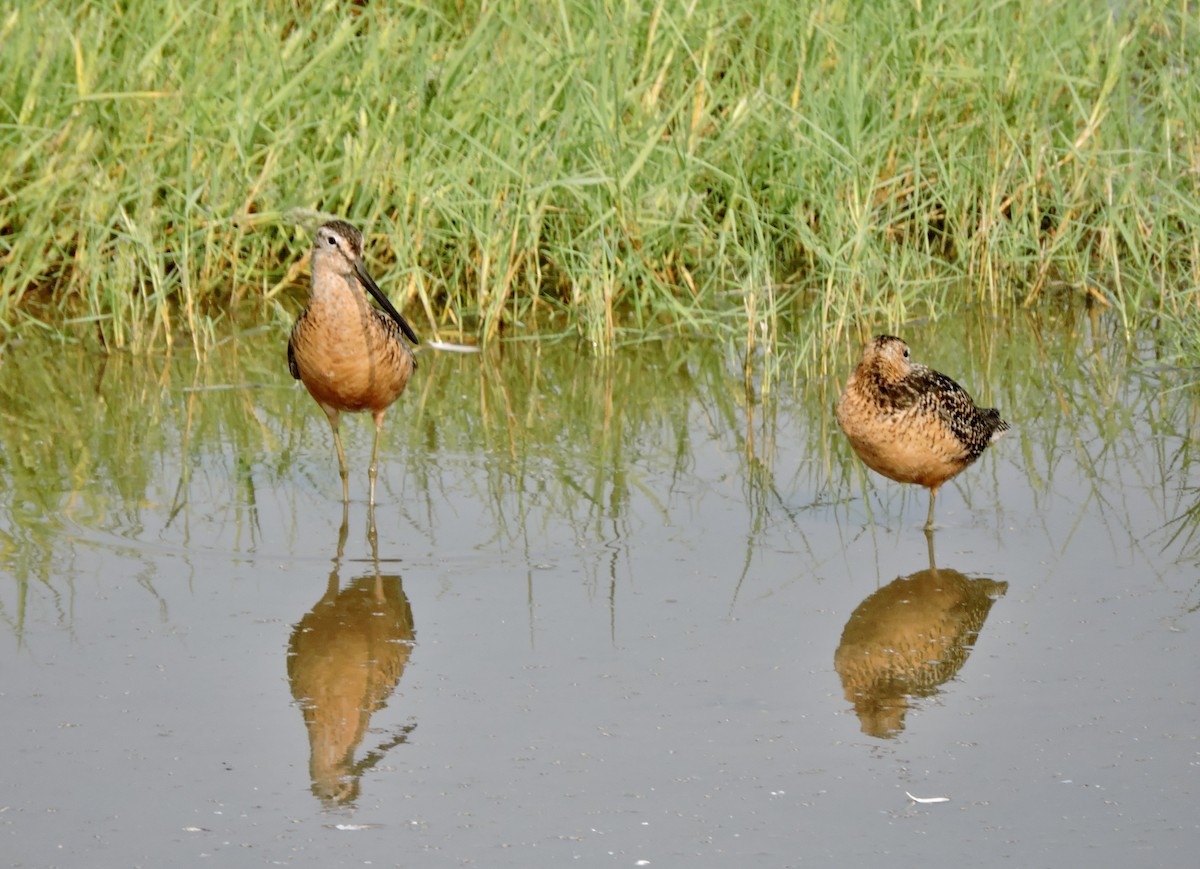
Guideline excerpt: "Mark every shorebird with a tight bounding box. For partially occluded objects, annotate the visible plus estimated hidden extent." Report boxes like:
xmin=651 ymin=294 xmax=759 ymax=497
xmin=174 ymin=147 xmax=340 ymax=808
xmin=288 ymin=220 xmax=419 ymax=506
xmin=836 ymin=335 xmax=1008 ymax=531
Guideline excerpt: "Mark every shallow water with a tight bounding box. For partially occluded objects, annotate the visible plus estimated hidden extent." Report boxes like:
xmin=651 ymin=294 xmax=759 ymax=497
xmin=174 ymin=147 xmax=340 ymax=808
xmin=2 ymin=313 xmax=1198 ymax=866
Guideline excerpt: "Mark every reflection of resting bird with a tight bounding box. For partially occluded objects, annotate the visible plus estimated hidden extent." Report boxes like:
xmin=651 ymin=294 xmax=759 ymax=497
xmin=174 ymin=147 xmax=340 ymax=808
xmin=287 ymin=567 xmax=415 ymax=806
xmin=836 ymin=335 xmax=1009 ymax=530
xmin=833 ymin=567 xmax=1007 ymax=738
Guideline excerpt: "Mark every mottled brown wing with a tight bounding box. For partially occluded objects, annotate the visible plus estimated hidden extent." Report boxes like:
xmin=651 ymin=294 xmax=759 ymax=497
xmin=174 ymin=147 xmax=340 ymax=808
xmin=372 ymin=308 xmax=418 ymax=371
xmin=872 ymin=366 xmax=928 ymax=411
xmin=287 ymin=314 xmax=304 ymax=380
xmin=914 ymin=367 xmax=1002 ymax=460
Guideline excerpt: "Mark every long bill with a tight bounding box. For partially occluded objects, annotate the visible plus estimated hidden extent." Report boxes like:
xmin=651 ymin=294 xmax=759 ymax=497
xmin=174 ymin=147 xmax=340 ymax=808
xmin=353 ymin=258 xmax=420 ymax=345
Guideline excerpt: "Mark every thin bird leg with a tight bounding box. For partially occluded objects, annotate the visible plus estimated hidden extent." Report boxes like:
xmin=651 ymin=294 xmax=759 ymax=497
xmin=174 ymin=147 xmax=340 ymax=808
xmin=336 ymin=501 xmax=350 ymax=558
xmin=924 ymin=486 xmax=938 ymax=532
xmin=367 ymin=501 xmax=380 ymax=575
xmin=323 ymin=408 xmax=350 ymax=503
xmin=368 ymin=511 xmax=385 ymax=603
xmin=368 ymin=410 xmax=386 ymax=507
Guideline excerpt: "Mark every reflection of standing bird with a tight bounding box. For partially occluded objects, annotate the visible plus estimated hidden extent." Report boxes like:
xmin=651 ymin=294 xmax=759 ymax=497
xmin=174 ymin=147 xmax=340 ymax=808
xmin=287 ymin=559 xmax=415 ymax=806
xmin=836 ymin=335 xmax=1009 ymax=530
xmin=288 ymin=220 xmax=419 ymax=505
xmin=834 ymin=567 xmax=1007 ymax=738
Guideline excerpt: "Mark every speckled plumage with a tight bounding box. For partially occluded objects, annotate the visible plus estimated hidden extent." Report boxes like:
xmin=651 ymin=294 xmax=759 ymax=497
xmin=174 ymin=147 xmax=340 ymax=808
xmin=836 ymin=335 xmax=1008 ymax=530
xmin=288 ymin=220 xmax=419 ymax=505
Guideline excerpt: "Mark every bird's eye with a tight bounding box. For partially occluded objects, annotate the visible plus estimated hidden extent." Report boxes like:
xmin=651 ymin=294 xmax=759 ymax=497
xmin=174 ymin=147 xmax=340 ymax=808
xmin=326 ymin=235 xmax=336 ymax=246
xmin=903 ymin=348 xmax=909 ymax=358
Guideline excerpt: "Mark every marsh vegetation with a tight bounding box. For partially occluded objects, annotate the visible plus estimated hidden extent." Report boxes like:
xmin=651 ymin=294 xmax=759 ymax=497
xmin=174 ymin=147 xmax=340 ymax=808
xmin=2 ymin=0 xmax=1196 ymax=370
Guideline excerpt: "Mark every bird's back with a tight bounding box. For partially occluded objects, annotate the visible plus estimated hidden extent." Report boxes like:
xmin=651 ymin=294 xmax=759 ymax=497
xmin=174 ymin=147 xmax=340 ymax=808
xmin=906 ymin=365 xmax=1008 ymax=464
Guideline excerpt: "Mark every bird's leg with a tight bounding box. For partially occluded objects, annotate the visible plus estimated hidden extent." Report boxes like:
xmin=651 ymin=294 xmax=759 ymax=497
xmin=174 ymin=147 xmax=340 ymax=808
xmin=368 ymin=410 xmax=386 ymax=507
xmin=924 ymin=486 xmax=938 ymax=532
xmin=366 ymin=501 xmax=380 ymax=570
xmin=326 ymin=501 xmax=349 ymax=597
xmin=367 ymin=503 xmax=385 ymax=603
xmin=336 ymin=500 xmax=349 ymax=559
xmin=323 ymin=407 xmax=350 ymax=503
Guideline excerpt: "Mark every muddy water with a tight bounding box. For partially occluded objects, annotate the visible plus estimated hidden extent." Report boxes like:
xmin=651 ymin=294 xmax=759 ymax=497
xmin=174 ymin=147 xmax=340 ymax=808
xmin=1 ymin=314 xmax=1197 ymax=866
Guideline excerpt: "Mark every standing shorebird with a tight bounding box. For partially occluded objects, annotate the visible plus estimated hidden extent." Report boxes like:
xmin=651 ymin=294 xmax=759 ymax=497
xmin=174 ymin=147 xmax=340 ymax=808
xmin=288 ymin=220 xmax=419 ymax=506
xmin=836 ymin=335 xmax=1008 ymax=531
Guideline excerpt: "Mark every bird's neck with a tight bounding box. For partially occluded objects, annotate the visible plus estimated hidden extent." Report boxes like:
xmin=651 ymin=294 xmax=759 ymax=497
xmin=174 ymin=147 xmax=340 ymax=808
xmin=309 ymin=272 xmax=364 ymax=309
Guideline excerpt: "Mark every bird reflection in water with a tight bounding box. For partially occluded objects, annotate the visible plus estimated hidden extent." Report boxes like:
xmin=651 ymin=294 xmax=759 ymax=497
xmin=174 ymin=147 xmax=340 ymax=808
xmin=834 ymin=538 xmax=1007 ymax=738
xmin=287 ymin=506 xmax=416 ymax=807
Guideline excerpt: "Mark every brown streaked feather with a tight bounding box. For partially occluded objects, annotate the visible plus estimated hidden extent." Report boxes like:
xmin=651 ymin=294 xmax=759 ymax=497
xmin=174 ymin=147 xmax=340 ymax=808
xmin=287 ymin=317 xmax=304 ymax=381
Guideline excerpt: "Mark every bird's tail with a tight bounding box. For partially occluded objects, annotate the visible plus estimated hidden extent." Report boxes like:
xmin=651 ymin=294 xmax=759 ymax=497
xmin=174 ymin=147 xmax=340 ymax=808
xmin=983 ymin=407 xmax=1010 ymax=442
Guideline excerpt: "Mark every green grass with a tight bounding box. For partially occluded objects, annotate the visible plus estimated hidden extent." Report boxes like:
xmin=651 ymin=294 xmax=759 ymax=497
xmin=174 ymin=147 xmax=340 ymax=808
xmin=1 ymin=0 xmax=1197 ymax=365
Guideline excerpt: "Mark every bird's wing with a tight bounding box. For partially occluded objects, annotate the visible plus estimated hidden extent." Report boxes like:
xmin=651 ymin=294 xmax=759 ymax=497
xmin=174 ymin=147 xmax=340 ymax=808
xmin=287 ymin=319 xmax=302 ymax=381
xmin=373 ymin=308 xmax=418 ymax=371
xmin=915 ymin=368 xmax=999 ymax=458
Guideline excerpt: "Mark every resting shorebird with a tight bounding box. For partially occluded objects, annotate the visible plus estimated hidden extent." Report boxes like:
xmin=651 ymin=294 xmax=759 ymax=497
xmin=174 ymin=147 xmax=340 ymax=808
xmin=288 ymin=220 xmax=419 ymax=506
xmin=836 ymin=335 xmax=1008 ymax=531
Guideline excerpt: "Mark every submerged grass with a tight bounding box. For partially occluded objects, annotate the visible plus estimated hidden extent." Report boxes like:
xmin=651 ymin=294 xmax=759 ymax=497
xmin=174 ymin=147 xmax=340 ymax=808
xmin=4 ymin=305 xmax=1199 ymax=637
xmin=1 ymin=0 xmax=1197 ymax=366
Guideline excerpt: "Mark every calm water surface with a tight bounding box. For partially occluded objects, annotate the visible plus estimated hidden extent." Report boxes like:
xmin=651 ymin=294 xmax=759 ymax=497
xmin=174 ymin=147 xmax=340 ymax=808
xmin=1 ymin=314 xmax=1197 ymax=866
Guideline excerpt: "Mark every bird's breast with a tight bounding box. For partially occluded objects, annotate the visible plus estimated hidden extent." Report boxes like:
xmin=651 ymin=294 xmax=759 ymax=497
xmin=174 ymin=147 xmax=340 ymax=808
xmin=290 ymin=301 xmax=413 ymax=414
